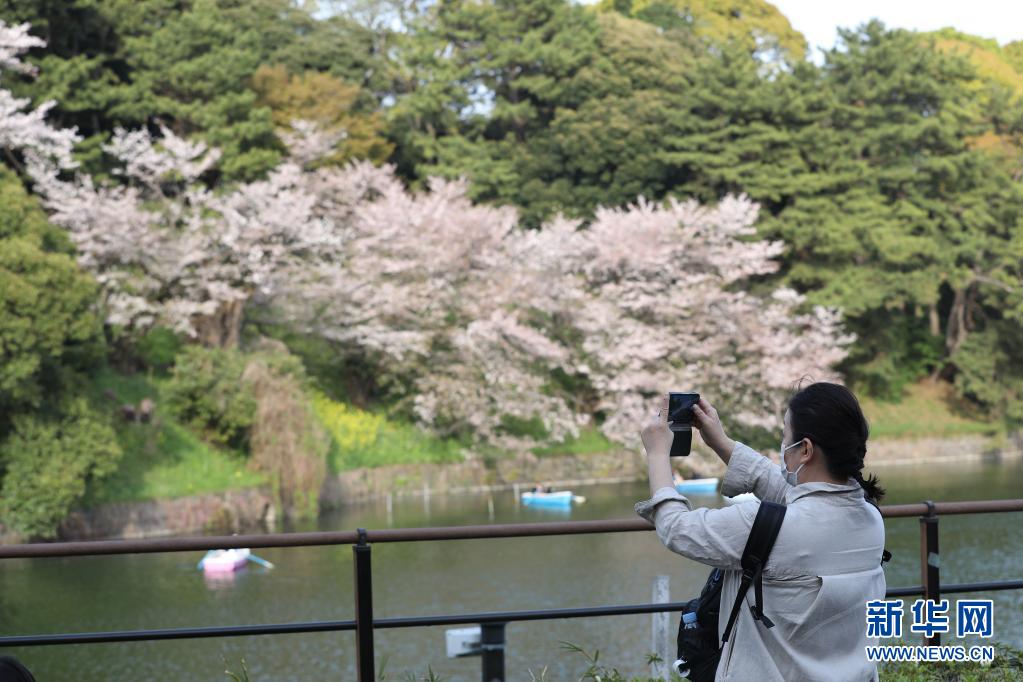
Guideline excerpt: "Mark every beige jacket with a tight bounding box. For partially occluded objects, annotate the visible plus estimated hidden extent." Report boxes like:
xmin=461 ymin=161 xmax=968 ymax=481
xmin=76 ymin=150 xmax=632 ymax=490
xmin=635 ymin=441 xmax=886 ymax=682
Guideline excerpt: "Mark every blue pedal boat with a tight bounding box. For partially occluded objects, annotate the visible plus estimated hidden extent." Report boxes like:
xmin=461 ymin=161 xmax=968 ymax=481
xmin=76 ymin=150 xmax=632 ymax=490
xmin=674 ymin=477 xmax=720 ymax=495
xmin=521 ymin=490 xmax=585 ymax=508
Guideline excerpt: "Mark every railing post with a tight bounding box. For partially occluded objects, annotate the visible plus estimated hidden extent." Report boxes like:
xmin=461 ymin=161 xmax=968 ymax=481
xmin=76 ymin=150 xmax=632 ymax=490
xmin=919 ymin=500 xmax=941 ymax=646
xmin=651 ymin=575 xmax=671 ymax=680
xmin=354 ymin=528 xmax=375 ymax=681
xmin=480 ymin=622 xmax=506 ymax=682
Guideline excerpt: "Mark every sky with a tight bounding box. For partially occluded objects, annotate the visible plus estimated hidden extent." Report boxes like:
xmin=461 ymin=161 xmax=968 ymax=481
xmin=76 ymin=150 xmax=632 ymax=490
xmin=769 ymin=0 xmax=1023 ymax=53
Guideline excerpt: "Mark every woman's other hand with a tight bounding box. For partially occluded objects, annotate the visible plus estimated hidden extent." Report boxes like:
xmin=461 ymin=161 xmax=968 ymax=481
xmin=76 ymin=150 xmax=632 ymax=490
xmin=640 ymin=394 xmax=673 ymax=458
xmin=692 ymin=397 xmax=735 ymax=463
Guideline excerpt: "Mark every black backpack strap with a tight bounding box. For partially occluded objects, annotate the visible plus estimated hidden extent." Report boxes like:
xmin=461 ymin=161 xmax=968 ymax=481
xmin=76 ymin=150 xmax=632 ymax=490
xmin=751 ymin=567 xmax=775 ymax=628
xmin=721 ymin=501 xmax=786 ymax=644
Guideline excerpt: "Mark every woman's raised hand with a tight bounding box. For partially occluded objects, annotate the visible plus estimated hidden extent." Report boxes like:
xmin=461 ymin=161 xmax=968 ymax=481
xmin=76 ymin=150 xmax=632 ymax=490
xmin=640 ymin=394 xmax=673 ymax=458
xmin=692 ymin=397 xmax=735 ymax=463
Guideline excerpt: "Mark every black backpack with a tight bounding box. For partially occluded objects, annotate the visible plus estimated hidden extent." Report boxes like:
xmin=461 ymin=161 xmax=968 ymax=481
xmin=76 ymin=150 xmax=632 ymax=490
xmin=674 ymin=499 xmax=894 ymax=680
xmin=674 ymin=501 xmax=786 ymax=681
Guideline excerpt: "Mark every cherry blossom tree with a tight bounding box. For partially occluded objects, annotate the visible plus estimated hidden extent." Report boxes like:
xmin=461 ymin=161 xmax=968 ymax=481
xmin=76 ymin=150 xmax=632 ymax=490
xmin=0 ymin=21 xmax=79 ymax=170
xmin=9 ymin=22 xmax=853 ymax=449
xmin=29 ymin=126 xmax=349 ymax=346
xmin=290 ymin=162 xmax=853 ymax=449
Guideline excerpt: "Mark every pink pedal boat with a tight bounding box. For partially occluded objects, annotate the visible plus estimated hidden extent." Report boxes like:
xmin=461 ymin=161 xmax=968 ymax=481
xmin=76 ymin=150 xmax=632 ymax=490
xmin=198 ymin=548 xmax=251 ymax=574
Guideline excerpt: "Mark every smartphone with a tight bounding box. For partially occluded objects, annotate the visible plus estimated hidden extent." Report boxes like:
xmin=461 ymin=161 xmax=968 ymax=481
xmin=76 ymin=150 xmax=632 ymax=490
xmin=667 ymin=392 xmax=700 ymax=432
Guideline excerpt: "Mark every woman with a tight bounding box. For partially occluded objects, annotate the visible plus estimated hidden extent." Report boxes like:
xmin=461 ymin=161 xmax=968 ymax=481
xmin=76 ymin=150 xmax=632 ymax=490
xmin=637 ymin=382 xmax=887 ymax=681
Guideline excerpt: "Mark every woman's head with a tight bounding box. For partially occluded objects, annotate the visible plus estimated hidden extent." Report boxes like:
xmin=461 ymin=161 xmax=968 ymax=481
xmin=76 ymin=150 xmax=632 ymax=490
xmin=784 ymin=381 xmax=885 ymax=502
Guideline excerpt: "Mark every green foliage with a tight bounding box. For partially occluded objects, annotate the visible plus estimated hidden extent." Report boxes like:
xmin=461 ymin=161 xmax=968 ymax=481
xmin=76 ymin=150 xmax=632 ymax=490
xmin=0 ymin=399 xmax=122 ymax=538
xmin=0 ymin=169 xmax=104 ymax=413
xmin=164 ymin=346 xmax=257 ymax=449
xmin=252 ymin=324 xmax=397 ymax=407
xmin=268 ymin=12 xmax=401 ymax=108
xmin=0 ymin=166 xmax=71 ymax=251
xmin=0 ymin=169 xmax=115 ymax=537
xmin=764 ymin=24 xmax=1023 ymax=402
xmin=389 ymin=0 xmax=805 ymax=226
xmin=557 ymin=641 xmax=681 ymax=682
xmin=134 ymin=326 xmax=184 ymax=374
xmin=82 ymin=368 xmax=266 ymax=505
xmin=498 ymin=414 xmax=549 ymax=440
xmin=4 ymin=0 xmax=1023 ymax=473
xmin=387 ymin=0 xmax=605 ymax=226
xmin=244 ymin=355 xmax=328 ymax=519
xmin=598 ymin=0 xmax=808 ymax=64
xmin=390 ymin=13 xmax=1023 ymax=414
xmin=859 ymin=380 xmax=1000 ymax=440
xmin=952 ymin=322 xmax=1023 ymax=425
xmin=222 ymin=655 xmax=251 ymax=682
xmin=104 ymin=0 xmax=297 ymax=180
xmin=531 ymin=426 xmax=613 ymax=457
xmin=0 ymin=0 xmax=123 ymax=170
xmin=842 ymin=313 xmax=945 ymax=401
xmin=878 ymin=641 xmax=1022 ymax=680
xmin=311 ymin=392 xmax=463 ymax=471
xmin=251 ymin=64 xmax=393 ymax=166
xmin=1 ymin=0 xmax=345 ymax=180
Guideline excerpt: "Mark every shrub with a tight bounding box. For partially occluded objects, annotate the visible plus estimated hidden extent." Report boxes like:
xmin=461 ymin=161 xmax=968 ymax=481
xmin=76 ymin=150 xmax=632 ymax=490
xmin=0 ymin=399 xmax=122 ymax=538
xmin=244 ymin=359 xmax=328 ymax=519
xmin=311 ymin=392 xmax=463 ymax=470
xmin=164 ymin=346 xmax=257 ymax=449
xmin=312 ymin=391 xmax=384 ymax=453
xmin=953 ymin=322 xmax=1023 ymax=426
xmin=0 ymin=169 xmax=104 ymax=413
xmin=878 ymin=641 xmax=1022 ymax=680
xmin=134 ymin=326 xmax=184 ymax=373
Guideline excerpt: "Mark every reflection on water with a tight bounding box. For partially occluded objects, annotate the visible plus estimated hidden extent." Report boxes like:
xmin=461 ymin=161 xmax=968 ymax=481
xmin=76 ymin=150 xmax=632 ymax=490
xmin=1 ymin=455 xmax=1021 ymax=680
xmin=202 ymin=565 xmax=275 ymax=592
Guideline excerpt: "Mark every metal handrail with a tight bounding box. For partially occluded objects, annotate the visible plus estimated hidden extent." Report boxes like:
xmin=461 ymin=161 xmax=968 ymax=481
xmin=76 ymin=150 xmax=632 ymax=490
xmin=2 ymin=497 xmax=1023 ymax=681
xmin=5 ymin=578 xmax=1023 ymax=648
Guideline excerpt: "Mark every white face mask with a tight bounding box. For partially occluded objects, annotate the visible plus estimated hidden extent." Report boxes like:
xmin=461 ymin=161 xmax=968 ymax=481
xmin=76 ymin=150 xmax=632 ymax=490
xmin=779 ymin=440 xmax=806 ymax=486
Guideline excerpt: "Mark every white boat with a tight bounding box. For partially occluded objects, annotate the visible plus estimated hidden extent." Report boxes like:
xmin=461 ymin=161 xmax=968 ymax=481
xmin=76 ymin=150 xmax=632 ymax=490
xmin=674 ymin=477 xmax=720 ymax=494
xmin=723 ymin=492 xmax=758 ymax=505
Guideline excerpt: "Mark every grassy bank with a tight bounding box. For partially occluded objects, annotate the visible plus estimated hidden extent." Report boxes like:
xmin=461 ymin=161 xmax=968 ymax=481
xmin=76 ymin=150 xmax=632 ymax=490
xmin=83 ymin=367 xmax=466 ymax=505
xmin=83 ymin=372 xmax=1006 ymax=507
xmin=82 ymin=369 xmax=267 ymax=505
xmin=860 ymin=380 xmax=1004 ymax=440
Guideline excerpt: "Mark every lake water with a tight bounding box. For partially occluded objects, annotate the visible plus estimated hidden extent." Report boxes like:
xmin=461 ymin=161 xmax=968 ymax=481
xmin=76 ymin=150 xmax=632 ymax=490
xmin=2 ymin=455 xmax=1022 ymax=680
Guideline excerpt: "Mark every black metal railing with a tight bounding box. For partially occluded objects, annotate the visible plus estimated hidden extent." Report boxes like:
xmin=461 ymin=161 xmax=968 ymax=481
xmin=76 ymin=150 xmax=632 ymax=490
xmin=1 ymin=498 xmax=1022 ymax=681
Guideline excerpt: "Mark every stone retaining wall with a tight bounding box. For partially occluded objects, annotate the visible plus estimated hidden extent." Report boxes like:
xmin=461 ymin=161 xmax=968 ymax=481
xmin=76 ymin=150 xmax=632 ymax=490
xmin=319 ymin=443 xmax=724 ymax=506
xmin=4 ymin=431 xmax=1018 ymax=543
xmin=52 ymin=487 xmax=276 ymax=542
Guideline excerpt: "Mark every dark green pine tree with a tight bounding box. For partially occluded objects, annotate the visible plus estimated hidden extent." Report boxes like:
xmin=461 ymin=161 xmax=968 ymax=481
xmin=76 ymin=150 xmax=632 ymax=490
xmin=773 ymin=23 xmax=1023 ymax=399
xmin=0 ymin=0 xmax=360 ymax=181
xmin=650 ymin=21 xmax=1023 ymax=403
xmin=387 ymin=0 xmax=605 ymax=227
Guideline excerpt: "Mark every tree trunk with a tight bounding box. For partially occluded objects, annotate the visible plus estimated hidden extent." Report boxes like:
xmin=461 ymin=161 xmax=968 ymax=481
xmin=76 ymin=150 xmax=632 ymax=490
xmin=964 ymin=282 xmax=978 ymax=333
xmin=929 ymin=303 xmax=941 ymax=337
xmin=194 ymin=299 xmax=246 ymax=348
xmin=945 ymin=287 xmax=968 ymax=356
xmin=925 ymin=302 xmax=945 ymax=381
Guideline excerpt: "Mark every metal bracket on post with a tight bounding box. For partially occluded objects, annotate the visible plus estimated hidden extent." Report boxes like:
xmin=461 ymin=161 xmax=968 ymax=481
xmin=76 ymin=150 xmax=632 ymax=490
xmin=354 ymin=528 xmax=375 ymax=681
xmin=919 ymin=500 xmax=941 ymax=646
xmin=480 ymin=622 xmax=506 ymax=682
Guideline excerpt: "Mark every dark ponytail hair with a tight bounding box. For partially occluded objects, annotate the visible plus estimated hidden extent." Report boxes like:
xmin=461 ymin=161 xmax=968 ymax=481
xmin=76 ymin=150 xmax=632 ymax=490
xmin=788 ymin=381 xmax=885 ymax=503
